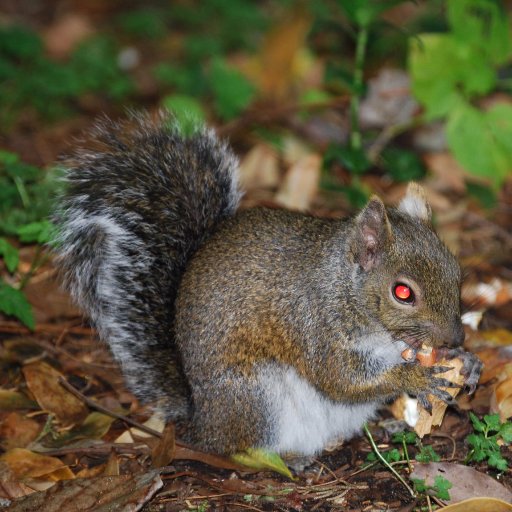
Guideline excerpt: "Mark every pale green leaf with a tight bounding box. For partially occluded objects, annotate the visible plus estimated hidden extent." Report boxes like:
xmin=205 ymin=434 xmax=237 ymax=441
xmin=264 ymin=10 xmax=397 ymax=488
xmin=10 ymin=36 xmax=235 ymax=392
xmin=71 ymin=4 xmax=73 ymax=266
xmin=232 ymin=448 xmax=295 ymax=480
xmin=0 ymin=238 xmax=19 ymax=273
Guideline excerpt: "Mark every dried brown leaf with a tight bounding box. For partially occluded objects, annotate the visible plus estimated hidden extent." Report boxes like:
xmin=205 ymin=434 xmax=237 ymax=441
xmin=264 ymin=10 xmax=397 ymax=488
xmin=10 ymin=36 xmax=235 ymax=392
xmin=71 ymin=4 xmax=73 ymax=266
xmin=411 ymin=462 xmax=512 ymax=503
xmin=0 ymin=390 xmax=37 ymax=411
xmin=415 ymin=357 xmax=465 ymax=437
xmin=257 ymin=10 xmax=311 ymax=99
xmin=0 ymin=412 xmax=41 ymax=450
xmin=0 ymin=448 xmax=74 ymax=481
xmin=440 ymin=497 xmax=512 ymax=511
xmin=275 ymin=153 xmax=321 ymax=211
xmin=22 ymin=362 xmax=88 ymax=426
xmin=239 ymin=144 xmax=280 ymax=190
xmin=6 ymin=470 xmax=163 ymax=512
xmin=151 ymin=423 xmax=175 ymax=468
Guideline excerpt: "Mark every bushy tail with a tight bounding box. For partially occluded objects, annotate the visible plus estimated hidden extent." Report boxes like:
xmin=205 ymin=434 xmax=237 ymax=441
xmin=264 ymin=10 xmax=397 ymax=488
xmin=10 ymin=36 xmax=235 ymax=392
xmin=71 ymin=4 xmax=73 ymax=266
xmin=53 ymin=113 xmax=240 ymax=418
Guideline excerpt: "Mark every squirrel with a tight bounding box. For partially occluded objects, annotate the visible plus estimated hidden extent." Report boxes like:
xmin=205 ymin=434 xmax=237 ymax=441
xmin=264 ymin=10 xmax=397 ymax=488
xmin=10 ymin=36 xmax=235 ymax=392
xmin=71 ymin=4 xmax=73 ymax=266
xmin=54 ymin=112 xmax=482 ymax=457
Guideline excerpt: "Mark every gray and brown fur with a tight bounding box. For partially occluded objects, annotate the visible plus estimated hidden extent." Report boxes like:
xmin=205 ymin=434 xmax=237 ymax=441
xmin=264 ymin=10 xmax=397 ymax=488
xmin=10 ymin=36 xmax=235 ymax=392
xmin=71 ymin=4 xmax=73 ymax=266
xmin=54 ymin=114 xmax=481 ymax=456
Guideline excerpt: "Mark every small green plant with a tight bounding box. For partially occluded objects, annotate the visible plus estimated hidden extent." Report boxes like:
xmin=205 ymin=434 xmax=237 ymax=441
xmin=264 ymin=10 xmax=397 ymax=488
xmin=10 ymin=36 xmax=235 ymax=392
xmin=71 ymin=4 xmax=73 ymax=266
xmin=466 ymin=412 xmax=512 ymax=471
xmin=0 ymin=26 xmax=133 ymax=125
xmin=411 ymin=475 xmax=452 ymax=501
xmin=415 ymin=444 xmax=441 ymax=464
xmin=0 ymin=151 xmax=57 ymax=329
xmin=409 ymin=0 xmax=512 ymax=187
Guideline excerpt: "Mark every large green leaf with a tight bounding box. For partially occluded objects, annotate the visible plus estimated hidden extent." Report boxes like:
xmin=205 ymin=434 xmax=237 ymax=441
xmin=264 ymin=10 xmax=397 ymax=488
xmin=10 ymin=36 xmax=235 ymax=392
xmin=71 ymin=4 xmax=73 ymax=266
xmin=448 ymin=0 xmax=511 ymax=65
xmin=446 ymin=102 xmax=512 ymax=187
xmin=0 ymin=238 xmax=19 ymax=273
xmin=0 ymin=281 xmax=34 ymax=329
xmin=409 ymin=33 xmax=495 ymax=119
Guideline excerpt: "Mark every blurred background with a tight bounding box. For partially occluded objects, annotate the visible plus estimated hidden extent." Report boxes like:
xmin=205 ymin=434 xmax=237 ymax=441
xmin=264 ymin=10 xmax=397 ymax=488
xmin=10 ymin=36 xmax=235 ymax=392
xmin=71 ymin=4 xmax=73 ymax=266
xmin=0 ymin=0 xmax=511 ymax=333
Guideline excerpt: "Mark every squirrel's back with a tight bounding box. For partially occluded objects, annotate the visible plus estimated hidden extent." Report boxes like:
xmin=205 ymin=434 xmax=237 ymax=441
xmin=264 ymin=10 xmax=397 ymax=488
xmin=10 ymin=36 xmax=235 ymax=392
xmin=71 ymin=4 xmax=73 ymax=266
xmin=54 ymin=113 xmax=240 ymax=417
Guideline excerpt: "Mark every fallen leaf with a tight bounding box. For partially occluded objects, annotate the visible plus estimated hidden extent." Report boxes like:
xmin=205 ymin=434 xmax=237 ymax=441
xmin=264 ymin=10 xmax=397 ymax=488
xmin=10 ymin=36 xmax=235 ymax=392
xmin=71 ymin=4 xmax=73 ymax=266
xmin=0 ymin=448 xmax=74 ymax=482
xmin=462 ymin=279 xmax=512 ymax=309
xmin=22 ymin=362 xmax=88 ymax=426
xmin=0 ymin=412 xmax=41 ymax=450
xmin=6 ymin=470 xmax=163 ymax=512
xmin=411 ymin=462 xmax=512 ymax=503
xmin=256 ymin=10 xmax=312 ymax=99
xmin=239 ymin=143 xmax=280 ymax=190
xmin=414 ymin=357 xmax=465 ymax=437
xmin=232 ymin=448 xmax=295 ymax=479
xmin=0 ymin=390 xmax=37 ymax=411
xmin=0 ymin=462 xmax=33 ymax=500
xmin=275 ymin=153 xmax=321 ymax=211
xmin=114 ymin=411 xmax=165 ymax=443
xmin=44 ymin=412 xmax=117 ymax=448
xmin=359 ymin=68 xmax=417 ymax=128
xmin=151 ymin=423 xmax=176 ymax=468
xmin=440 ymin=497 xmax=512 ymax=511
xmin=423 ymin=152 xmax=466 ymax=193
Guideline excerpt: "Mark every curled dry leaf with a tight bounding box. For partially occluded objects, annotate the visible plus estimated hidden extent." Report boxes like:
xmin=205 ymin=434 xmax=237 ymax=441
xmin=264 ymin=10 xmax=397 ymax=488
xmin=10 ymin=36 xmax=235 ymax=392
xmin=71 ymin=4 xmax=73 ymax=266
xmin=22 ymin=362 xmax=88 ymax=426
xmin=6 ymin=470 xmax=163 ymax=512
xmin=415 ymin=356 xmax=465 ymax=438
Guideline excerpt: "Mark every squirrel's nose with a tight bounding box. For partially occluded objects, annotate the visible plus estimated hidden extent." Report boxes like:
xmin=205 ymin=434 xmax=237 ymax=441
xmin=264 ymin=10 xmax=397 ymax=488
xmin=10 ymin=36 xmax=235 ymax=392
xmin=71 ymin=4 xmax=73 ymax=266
xmin=447 ymin=321 xmax=465 ymax=347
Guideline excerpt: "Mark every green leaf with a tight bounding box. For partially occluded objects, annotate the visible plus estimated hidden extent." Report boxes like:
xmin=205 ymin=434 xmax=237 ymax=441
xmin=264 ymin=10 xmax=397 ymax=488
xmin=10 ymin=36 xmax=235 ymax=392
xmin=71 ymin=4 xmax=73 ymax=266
xmin=469 ymin=412 xmax=486 ymax=433
xmin=324 ymin=144 xmax=371 ymax=175
xmin=466 ymin=182 xmax=497 ymax=209
xmin=499 ymin=422 xmax=512 ymax=443
xmin=409 ymin=34 xmax=495 ymax=119
xmin=392 ymin=431 xmax=417 ymax=444
xmin=0 ymin=238 xmax=19 ymax=272
xmin=210 ymin=58 xmax=256 ymax=121
xmin=411 ymin=478 xmax=428 ymax=493
xmin=17 ymin=220 xmax=55 ymax=244
xmin=484 ymin=413 xmax=502 ymax=433
xmin=415 ymin=445 xmax=441 ymax=463
xmin=433 ymin=475 xmax=452 ymax=501
xmin=381 ymin=147 xmax=426 ymax=182
xmin=161 ymin=95 xmax=206 ymax=137
xmin=488 ymin=452 xmax=508 ymax=471
xmin=446 ymin=102 xmax=512 ymax=187
xmin=232 ymin=448 xmax=295 ymax=480
xmin=0 ymin=280 xmax=34 ymax=329
xmin=447 ymin=0 xmax=511 ymax=65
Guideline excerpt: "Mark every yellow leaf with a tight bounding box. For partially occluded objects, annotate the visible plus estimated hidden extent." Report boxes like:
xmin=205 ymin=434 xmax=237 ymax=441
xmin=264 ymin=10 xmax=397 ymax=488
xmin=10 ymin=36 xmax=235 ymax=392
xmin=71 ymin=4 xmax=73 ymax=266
xmin=232 ymin=448 xmax=295 ymax=480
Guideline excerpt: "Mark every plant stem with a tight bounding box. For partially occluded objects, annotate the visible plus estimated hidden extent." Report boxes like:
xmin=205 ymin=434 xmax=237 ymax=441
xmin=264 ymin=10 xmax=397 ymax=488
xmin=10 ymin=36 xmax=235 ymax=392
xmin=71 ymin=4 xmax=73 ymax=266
xmin=350 ymin=24 xmax=369 ymax=152
xmin=364 ymin=423 xmax=416 ymax=498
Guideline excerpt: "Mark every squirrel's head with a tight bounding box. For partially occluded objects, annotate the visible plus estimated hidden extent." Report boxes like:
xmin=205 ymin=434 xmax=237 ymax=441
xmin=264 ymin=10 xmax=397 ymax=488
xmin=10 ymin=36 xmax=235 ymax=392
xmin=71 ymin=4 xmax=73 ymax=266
xmin=349 ymin=183 xmax=464 ymax=350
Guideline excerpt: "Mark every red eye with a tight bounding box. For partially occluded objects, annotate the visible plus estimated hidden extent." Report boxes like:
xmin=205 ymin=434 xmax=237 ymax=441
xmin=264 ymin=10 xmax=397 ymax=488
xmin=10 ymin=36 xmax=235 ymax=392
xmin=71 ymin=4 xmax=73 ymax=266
xmin=393 ymin=283 xmax=414 ymax=304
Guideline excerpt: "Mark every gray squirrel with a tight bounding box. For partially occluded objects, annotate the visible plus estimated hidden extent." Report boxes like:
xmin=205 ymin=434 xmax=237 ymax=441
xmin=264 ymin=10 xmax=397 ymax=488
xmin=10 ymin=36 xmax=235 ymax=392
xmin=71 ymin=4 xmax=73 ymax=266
xmin=54 ymin=113 xmax=482 ymax=456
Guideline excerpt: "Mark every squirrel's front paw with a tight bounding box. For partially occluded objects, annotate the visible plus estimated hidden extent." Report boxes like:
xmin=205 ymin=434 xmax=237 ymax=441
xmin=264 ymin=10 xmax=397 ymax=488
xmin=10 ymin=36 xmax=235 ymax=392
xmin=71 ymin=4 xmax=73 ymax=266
xmin=439 ymin=347 xmax=482 ymax=394
xmin=409 ymin=364 xmax=460 ymax=414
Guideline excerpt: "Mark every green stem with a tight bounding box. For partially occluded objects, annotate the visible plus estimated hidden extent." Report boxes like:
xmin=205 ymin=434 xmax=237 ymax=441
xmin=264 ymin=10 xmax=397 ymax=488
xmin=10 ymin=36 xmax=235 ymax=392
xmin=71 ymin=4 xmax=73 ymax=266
xmin=364 ymin=423 xmax=416 ymax=498
xmin=402 ymin=437 xmax=412 ymax=473
xmin=19 ymin=246 xmax=47 ymax=290
xmin=350 ymin=24 xmax=369 ymax=152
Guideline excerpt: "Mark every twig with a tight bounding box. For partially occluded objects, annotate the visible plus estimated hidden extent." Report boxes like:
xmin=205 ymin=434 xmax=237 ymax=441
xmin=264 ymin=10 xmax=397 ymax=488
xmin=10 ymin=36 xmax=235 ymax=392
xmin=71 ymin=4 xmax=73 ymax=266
xmin=0 ymin=320 xmax=93 ymax=335
xmin=58 ymin=376 xmax=163 ymax=438
xmin=363 ymin=423 xmax=416 ymax=498
xmin=32 ymin=442 xmax=150 ymax=457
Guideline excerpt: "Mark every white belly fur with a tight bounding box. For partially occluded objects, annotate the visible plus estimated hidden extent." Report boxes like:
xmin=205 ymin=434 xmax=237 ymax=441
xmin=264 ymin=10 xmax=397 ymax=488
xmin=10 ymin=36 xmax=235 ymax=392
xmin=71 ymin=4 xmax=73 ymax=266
xmin=258 ymin=364 xmax=380 ymax=455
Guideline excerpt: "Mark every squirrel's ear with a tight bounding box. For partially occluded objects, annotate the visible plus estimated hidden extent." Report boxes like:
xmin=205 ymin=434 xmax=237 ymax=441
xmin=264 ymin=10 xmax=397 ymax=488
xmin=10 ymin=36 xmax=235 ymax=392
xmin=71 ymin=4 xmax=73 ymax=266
xmin=353 ymin=195 xmax=391 ymax=271
xmin=398 ymin=182 xmax=432 ymax=223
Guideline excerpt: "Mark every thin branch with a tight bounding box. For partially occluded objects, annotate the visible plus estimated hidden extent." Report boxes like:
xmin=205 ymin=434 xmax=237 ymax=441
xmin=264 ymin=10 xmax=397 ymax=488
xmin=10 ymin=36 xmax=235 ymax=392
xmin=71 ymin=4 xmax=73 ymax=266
xmin=58 ymin=376 xmax=163 ymax=438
